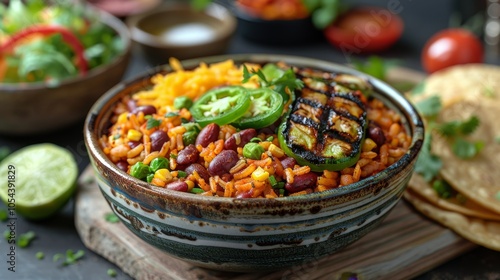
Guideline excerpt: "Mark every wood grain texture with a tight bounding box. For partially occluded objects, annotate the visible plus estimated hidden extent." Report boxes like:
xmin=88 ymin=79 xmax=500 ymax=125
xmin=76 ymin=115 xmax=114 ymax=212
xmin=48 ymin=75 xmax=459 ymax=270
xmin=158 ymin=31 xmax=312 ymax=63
xmin=75 ymin=165 xmax=476 ymax=280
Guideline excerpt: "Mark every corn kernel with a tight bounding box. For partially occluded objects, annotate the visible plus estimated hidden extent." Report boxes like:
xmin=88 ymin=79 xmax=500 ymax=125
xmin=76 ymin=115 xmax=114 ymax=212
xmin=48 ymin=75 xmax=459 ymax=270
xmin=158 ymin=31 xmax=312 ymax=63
xmin=185 ymin=180 xmax=195 ymax=191
xmin=154 ymin=168 xmax=173 ymax=183
xmin=127 ymin=129 xmax=143 ymax=141
xmin=251 ymin=166 xmax=269 ymax=181
xmin=268 ymin=143 xmax=284 ymax=157
xmin=362 ymin=138 xmax=377 ymax=152
xmin=117 ymin=112 xmax=128 ymax=124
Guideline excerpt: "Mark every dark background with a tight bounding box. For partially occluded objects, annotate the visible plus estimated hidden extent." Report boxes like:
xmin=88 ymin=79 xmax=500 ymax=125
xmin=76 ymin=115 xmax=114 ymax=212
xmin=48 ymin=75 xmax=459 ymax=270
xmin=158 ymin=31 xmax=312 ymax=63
xmin=1 ymin=0 xmax=499 ymax=279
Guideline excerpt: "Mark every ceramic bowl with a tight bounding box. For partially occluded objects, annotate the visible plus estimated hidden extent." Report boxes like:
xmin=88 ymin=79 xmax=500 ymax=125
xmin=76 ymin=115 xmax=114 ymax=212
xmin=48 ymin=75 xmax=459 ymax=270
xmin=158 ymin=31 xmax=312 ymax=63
xmin=84 ymin=54 xmax=424 ymax=272
xmin=126 ymin=3 xmax=236 ymax=65
xmin=0 ymin=8 xmax=131 ymax=136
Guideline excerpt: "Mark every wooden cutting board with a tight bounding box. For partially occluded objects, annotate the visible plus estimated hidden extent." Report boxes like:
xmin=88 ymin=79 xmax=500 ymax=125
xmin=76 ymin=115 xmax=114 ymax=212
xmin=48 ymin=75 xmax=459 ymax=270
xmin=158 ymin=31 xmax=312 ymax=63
xmin=75 ymin=166 xmax=476 ymax=280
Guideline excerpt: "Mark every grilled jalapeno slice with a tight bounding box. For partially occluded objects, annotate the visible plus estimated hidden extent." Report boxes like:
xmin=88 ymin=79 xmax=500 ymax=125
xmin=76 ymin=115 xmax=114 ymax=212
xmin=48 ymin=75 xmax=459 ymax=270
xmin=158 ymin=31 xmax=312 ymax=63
xmin=278 ymin=68 xmax=370 ymax=172
xmin=190 ymin=86 xmax=251 ymax=127
xmin=232 ymin=87 xmax=284 ymax=129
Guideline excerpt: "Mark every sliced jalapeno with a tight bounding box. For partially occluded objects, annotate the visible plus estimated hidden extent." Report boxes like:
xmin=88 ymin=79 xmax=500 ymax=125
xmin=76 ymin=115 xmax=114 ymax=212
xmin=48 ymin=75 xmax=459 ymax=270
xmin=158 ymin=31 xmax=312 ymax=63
xmin=232 ymin=88 xmax=284 ymax=129
xmin=190 ymin=86 xmax=251 ymax=127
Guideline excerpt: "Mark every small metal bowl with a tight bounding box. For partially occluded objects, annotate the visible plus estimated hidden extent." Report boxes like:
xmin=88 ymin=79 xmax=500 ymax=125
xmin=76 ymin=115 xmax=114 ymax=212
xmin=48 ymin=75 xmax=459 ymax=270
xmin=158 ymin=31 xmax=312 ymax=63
xmin=126 ymin=3 xmax=236 ymax=65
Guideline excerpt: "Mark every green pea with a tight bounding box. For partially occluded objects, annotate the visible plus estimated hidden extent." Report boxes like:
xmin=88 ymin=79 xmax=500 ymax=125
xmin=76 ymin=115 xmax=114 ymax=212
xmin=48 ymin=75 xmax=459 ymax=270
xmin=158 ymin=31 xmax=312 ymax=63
xmin=182 ymin=130 xmax=198 ymax=146
xmin=174 ymin=96 xmax=193 ymax=110
xmin=149 ymin=157 xmax=169 ymax=173
xmin=130 ymin=162 xmax=150 ymax=179
xmin=243 ymin=142 xmax=265 ymax=160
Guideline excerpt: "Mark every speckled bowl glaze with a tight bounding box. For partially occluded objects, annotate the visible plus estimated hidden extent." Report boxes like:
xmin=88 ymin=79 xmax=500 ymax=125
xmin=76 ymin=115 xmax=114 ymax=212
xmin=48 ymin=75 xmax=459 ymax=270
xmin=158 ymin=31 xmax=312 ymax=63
xmin=84 ymin=54 xmax=424 ymax=272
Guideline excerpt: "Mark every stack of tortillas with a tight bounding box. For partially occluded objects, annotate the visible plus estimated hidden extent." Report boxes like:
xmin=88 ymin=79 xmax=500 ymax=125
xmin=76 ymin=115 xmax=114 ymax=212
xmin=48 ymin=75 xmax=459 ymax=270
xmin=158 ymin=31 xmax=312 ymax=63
xmin=404 ymin=64 xmax=500 ymax=251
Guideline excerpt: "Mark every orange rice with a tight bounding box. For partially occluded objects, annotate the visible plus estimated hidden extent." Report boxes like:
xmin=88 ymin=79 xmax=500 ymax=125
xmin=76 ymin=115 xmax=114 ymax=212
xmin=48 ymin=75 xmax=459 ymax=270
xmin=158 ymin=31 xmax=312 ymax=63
xmin=100 ymin=59 xmax=411 ymax=198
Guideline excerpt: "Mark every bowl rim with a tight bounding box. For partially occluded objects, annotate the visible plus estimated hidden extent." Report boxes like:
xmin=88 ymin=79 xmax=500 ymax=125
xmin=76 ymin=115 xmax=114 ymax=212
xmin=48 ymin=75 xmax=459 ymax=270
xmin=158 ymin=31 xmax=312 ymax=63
xmin=125 ymin=2 xmax=237 ymax=49
xmin=0 ymin=6 xmax=132 ymax=92
xmin=84 ymin=53 xmax=424 ymax=205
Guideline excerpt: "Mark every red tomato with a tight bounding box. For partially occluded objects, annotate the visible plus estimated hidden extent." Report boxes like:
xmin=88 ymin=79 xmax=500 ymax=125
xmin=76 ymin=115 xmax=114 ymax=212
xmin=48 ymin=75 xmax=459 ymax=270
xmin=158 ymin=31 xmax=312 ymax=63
xmin=324 ymin=7 xmax=404 ymax=54
xmin=421 ymin=28 xmax=484 ymax=74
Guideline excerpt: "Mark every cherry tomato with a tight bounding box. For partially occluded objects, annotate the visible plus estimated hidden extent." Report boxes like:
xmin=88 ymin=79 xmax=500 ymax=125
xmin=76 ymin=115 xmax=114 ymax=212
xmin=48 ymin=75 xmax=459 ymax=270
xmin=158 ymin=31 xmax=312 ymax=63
xmin=324 ymin=7 xmax=404 ymax=54
xmin=421 ymin=28 xmax=484 ymax=74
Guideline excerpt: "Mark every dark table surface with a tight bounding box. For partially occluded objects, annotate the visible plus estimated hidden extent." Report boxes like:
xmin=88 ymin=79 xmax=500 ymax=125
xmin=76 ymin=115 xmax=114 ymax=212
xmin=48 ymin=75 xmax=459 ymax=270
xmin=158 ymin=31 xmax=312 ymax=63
xmin=1 ymin=0 xmax=500 ymax=279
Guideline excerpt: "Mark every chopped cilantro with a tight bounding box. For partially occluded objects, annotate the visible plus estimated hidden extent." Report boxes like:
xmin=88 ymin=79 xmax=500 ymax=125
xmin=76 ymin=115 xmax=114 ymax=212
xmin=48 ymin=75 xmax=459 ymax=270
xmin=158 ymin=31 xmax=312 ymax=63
xmin=414 ymin=131 xmax=442 ymax=182
xmin=18 ymin=231 xmax=36 ymax=248
xmin=107 ymin=268 xmax=118 ymax=277
xmin=104 ymin=213 xmax=120 ymax=223
xmin=243 ymin=63 xmax=304 ymax=104
xmin=495 ymin=191 xmax=500 ymax=201
xmin=495 ymin=135 xmax=500 ymax=144
xmin=36 ymin=252 xmax=45 ymax=260
xmin=410 ymin=81 xmax=426 ymax=96
xmin=452 ymin=138 xmax=484 ymax=160
xmin=54 ymin=249 xmax=85 ymax=266
xmin=414 ymin=95 xmax=442 ymax=117
xmin=437 ymin=116 xmax=480 ymax=137
xmin=164 ymin=112 xmax=179 ymax=118
xmin=483 ymin=86 xmax=496 ymax=98
xmin=432 ymin=180 xmax=454 ymax=199
xmin=352 ymin=56 xmax=395 ymax=81
xmin=146 ymin=118 xmax=161 ymax=130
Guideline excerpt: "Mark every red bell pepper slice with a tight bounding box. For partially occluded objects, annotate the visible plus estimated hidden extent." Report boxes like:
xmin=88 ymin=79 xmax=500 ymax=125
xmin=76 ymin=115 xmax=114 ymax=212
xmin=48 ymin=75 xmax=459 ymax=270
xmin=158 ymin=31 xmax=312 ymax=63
xmin=0 ymin=25 xmax=88 ymax=75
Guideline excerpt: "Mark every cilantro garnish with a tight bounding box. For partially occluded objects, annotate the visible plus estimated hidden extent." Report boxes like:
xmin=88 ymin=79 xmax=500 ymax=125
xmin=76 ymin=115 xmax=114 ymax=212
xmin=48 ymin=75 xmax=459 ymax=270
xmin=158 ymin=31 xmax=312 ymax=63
xmin=18 ymin=231 xmax=36 ymax=248
xmin=495 ymin=135 xmax=500 ymax=144
xmin=496 ymin=191 xmax=500 ymax=201
xmin=53 ymin=249 xmax=85 ymax=266
xmin=436 ymin=116 xmax=484 ymax=160
xmin=436 ymin=116 xmax=480 ymax=137
xmin=165 ymin=112 xmax=179 ymax=118
xmin=414 ymin=131 xmax=442 ymax=182
xmin=414 ymin=95 xmax=442 ymax=118
xmin=107 ymin=268 xmax=118 ymax=277
xmin=432 ymin=180 xmax=454 ymax=199
xmin=146 ymin=118 xmax=161 ymax=130
xmin=36 ymin=252 xmax=45 ymax=260
xmin=104 ymin=212 xmax=120 ymax=223
xmin=243 ymin=63 xmax=304 ymax=104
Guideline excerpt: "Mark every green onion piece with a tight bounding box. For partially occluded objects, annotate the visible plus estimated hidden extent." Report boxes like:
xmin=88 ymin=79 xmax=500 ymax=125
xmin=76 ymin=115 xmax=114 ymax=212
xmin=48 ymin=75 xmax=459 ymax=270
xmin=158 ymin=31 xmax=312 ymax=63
xmin=177 ymin=171 xmax=187 ymax=178
xmin=268 ymin=175 xmax=277 ymax=186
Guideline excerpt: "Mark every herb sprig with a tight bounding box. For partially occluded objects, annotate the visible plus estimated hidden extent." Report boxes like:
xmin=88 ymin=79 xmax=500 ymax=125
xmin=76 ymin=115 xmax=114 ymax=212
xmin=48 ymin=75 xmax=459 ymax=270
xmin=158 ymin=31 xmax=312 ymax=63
xmin=413 ymin=95 xmax=483 ymax=181
xmin=242 ymin=63 xmax=304 ymax=104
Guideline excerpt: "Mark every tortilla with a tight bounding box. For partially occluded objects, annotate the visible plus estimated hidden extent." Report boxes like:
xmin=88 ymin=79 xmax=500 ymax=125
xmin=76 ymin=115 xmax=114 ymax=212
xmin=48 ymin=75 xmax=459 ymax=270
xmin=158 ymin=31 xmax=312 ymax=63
xmin=404 ymin=188 xmax=500 ymax=251
xmin=408 ymin=174 xmax=500 ymax=221
xmin=431 ymin=98 xmax=500 ymax=215
xmin=411 ymin=63 xmax=500 ymax=107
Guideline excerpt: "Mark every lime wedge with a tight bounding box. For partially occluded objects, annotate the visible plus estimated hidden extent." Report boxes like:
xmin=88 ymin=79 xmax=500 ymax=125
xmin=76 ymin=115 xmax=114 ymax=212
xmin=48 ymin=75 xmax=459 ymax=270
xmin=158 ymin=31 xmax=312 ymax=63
xmin=0 ymin=143 xmax=78 ymax=220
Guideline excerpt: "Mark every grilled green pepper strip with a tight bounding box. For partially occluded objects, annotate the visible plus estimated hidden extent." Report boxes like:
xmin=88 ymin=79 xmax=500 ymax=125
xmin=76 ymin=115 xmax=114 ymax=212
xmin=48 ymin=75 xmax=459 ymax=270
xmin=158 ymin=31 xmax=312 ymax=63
xmin=190 ymin=86 xmax=251 ymax=127
xmin=232 ymin=88 xmax=284 ymax=129
xmin=278 ymin=68 xmax=370 ymax=172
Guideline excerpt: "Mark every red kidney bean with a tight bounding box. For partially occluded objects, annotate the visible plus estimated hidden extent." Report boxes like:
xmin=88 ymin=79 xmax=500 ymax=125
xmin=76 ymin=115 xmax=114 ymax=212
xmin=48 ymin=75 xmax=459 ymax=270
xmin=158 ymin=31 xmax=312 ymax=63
xmin=116 ymin=160 xmax=129 ymax=172
xmin=176 ymin=144 xmax=199 ymax=165
xmin=367 ymin=124 xmax=386 ymax=147
xmin=195 ymin=123 xmax=220 ymax=148
xmin=185 ymin=163 xmax=210 ymax=182
xmin=208 ymin=150 xmax=239 ymax=176
xmin=127 ymin=141 xmax=141 ymax=149
xmin=224 ymin=128 xmax=257 ymax=151
xmin=285 ymin=172 xmax=318 ymax=193
xmin=150 ymin=130 xmax=169 ymax=151
xmin=280 ymin=157 xmax=297 ymax=170
xmin=236 ymin=190 xmax=253 ymax=198
xmin=166 ymin=181 xmax=188 ymax=192
xmin=132 ymin=105 xmax=156 ymax=116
